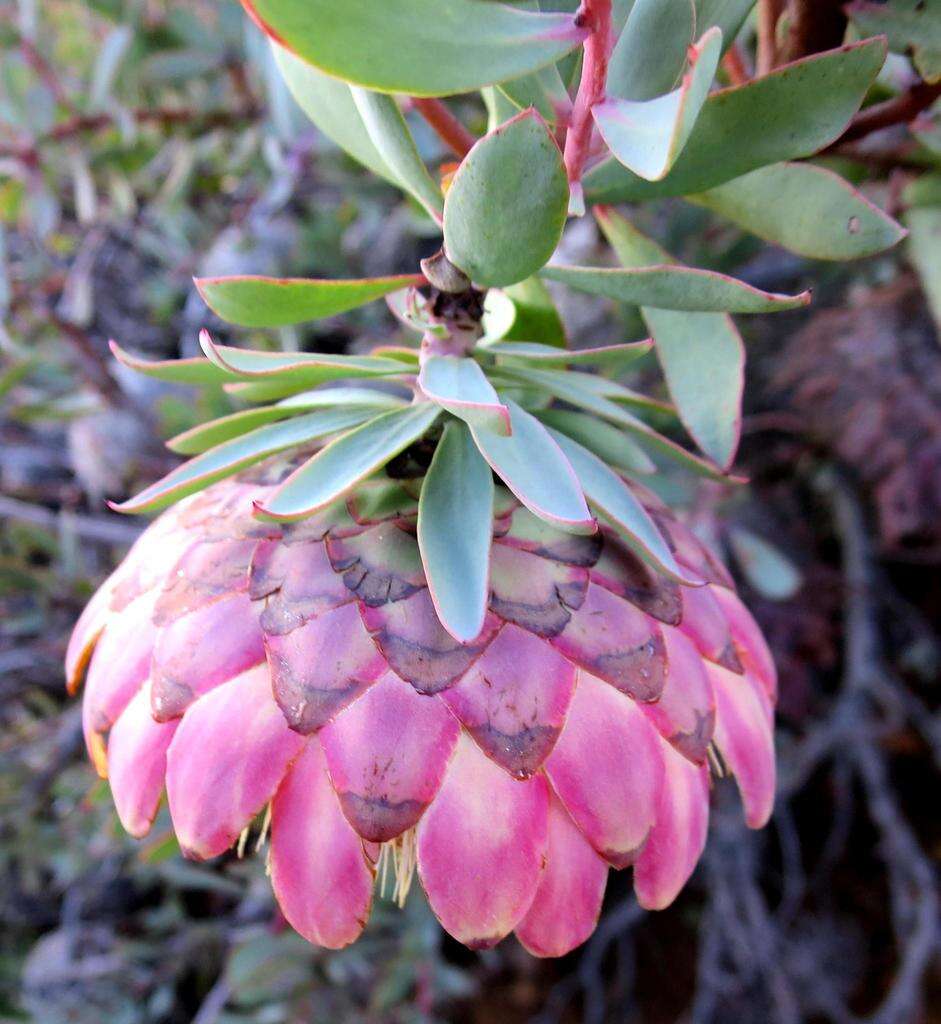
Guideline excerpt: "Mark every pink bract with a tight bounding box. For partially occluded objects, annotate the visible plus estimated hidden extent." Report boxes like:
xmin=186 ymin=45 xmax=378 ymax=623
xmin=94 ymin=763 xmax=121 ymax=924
xmin=69 ymin=469 xmax=777 ymax=955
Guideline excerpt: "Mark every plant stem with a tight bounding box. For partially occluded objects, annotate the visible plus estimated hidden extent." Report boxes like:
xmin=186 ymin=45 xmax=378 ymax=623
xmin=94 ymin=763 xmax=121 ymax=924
xmin=834 ymin=80 xmax=941 ymax=146
xmin=563 ymin=0 xmax=611 ymax=215
xmin=412 ymin=98 xmax=476 ymax=159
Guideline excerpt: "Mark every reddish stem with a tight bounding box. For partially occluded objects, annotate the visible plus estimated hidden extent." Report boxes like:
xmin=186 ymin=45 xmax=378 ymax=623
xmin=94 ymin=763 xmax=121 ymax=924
xmin=412 ymin=97 xmax=476 ymax=159
xmin=563 ymin=0 xmax=611 ymax=213
xmin=835 ymin=80 xmax=941 ymax=146
xmin=722 ymin=43 xmax=751 ymax=86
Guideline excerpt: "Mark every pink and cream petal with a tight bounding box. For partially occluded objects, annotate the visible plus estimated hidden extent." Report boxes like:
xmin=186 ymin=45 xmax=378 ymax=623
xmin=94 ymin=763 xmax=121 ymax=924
xmin=320 ymin=671 xmax=460 ymax=842
xmin=709 ymin=663 xmax=776 ymax=829
xmin=642 ymin=625 xmax=715 ymax=764
xmin=250 ymin=538 xmax=351 ymax=635
xmin=551 ymin=582 xmax=667 ymax=702
xmin=165 ymin=664 xmax=306 ymax=859
xmin=266 ymin=601 xmax=387 ymax=733
xmin=107 ymin=681 xmax=178 ymax=839
xmin=417 ymin=734 xmax=548 ymax=949
xmin=711 ymin=585 xmax=778 ymax=701
xmin=545 ymin=672 xmax=664 ymax=868
xmin=150 ymin=591 xmax=265 ymax=721
xmin=590 ymin=529 xmax=682 ymax=625
xmin=515 ymin=790 xmax=608 ymax=958
xmin=633 ymin=739 xmax=710 ymax=910
xmin=153 ymin=536 xmax=257 ymax=625
xmin=679 ymin=582 xmax=743 ymax=673
xmin=325 ymin=524 xmax=425 ymax=606
xmin=441 ymin=624 xmax=576 ymax=778
xmin=489 ymin=544 xmax=587 ymax=638
xmin=82 ymin=590 xmax=158 ymax=774
xmin=66 ymin=571 xmax=117 ymax=694
xmin=270 ymin=738 xmax=374 ymax=949
xmin=360 ymin=589 xmax=500 ymax=694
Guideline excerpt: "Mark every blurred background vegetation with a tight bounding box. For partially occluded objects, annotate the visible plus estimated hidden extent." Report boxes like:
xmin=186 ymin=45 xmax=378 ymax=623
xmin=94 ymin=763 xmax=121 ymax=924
xmin=1 ymin=1 xmax=940 ymax=1021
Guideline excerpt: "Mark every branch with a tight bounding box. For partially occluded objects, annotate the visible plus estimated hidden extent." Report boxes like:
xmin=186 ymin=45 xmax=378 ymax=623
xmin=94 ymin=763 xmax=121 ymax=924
xmin=834 ymin=80 xmax=941 ymax=147
xmin=563 ymin=0 xmax=611 ymax=214
xmin=412 ymin=98 xmax=476 ymax=159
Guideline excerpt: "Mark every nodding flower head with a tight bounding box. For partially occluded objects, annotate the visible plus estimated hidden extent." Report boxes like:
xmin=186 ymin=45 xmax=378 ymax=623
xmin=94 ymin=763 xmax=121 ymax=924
xmin=69 ymin=461 xmax=776 ymax=956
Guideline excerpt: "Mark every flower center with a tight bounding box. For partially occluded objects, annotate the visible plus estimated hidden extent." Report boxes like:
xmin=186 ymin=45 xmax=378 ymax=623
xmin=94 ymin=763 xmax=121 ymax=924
xmin=376 ymin=829 xmax=418 ymax=908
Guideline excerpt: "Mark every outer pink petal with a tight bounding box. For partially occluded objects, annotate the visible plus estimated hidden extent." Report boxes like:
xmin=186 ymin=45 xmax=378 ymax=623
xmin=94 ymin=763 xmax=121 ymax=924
xmin=633 ymin=739 xmax=710 ymax=910
xmin=107 ymin=681 xmax=178 ymax=838
xmin=679 ymin=582 xmax=742 ymax=672
xmin=417 ymin=734 xmax=548 ymax=949
xmin=361 ymin=589 xmax=501 ymax=694
xmin=153 ymin=537 xmax=257 ymax=625
xmin=551 ymin=583 xmax=667 ymax=702
xmin=266 ymin=601 xmax=387 ymax=733
xmin=709 ymin=663 xmax=776 ymax=828
xmin=515 ymin=790 xmax=608 ymax=957
xmin=165 ymin=665 xmax=306 ymax=859
xmin=66 ymin=571 xmax=117 ymax=694
xmin=711 ymin=585 xmax=778 ymax=702
xmin=441 ymin=624 xmax=576 ymax=778
xmin=320 ymin=671 xmax=459 ymax=842
xmin=545 ymin=672 xmax=664 ymax=868
xmin=270 ymin=738 xmax=374 ymax=950
xmin=151 ymin=591 xmax=265 ymax=721
xmin=82 ymin=591 xmax=158 ymax=776
xmin=642 ymin=625 xmax=715 ymax=764
xmin=250 ymin=538 xmax=351 ymax=635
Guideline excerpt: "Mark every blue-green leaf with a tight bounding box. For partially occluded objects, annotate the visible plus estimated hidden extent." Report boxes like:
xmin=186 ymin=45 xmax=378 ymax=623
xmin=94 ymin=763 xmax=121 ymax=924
xmin=349 ymin=88 xmax=444 ymax=219
xmin=112 ymin=407 xmax=377 ymax=514
xmin=418 ymin=355 xmax=511 ymax=434
xmin=246 ymin=0 xmax=586 ymax=97
xmin=596 ymin=207 xmax=744 ymax=469
xmin=471 ymin=399 xmax=594 ymax=532
xmin=417 ymin=420 xmax=494 ymax=642
xmin=595 ymin=27 xmax=722 ymax=181
xmin=258 ymin=404 xmax=441 ymax=521
xmin=548 ymin=428 xmax=692 ymax=580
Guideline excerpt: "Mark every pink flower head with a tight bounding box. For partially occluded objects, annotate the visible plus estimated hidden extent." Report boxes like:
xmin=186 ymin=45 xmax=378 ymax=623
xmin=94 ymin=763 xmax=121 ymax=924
xmin=68 ymin=467 xmax=776 ymax=956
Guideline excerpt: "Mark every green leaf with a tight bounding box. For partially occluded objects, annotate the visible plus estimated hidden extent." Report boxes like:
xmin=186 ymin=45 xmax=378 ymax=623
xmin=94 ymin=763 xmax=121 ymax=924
xmin=443 ymin=110 xmax=569 ymax=287
xmin=536 ymin=408 xmax=656 ymax=474
xmin=548 ymin=428 xmax=691 ymax=580
xmin=166 ymin=388 xmax=405 ymax=454
xmin=417 ymin=420 xmax=494 ymax=642
xmin=112 ymin=407 xmax=376 ymax=514
xmin=607 ymin=0 xmax=754 ymax=100
xmin=245 ymin=0 xmax=586 ymax=97
xmin=585 ymin=39 xmax=888 ymax=203
xmin=688 ymin=162 xmax=906 ymax=260
xmin=109 ymin=340 xmax=229 ymax=385
xmin=596 ymin=207 xmax=744 ymax=469
xmin=846 ymin=0 xmax=941 ymax=51
xmin=418 ymin=355 xmax=511 ymax=434
xmin=471 ymin=399 xmax=594 ymax=532
xmin=257 ymin=404 xmax=441 ymax=521
xmin=499 ymin=356 xmax=732 ymax=479
xmin=904 ymin=206 xmax=941 ymax=331
xmin=349 ymin=88 xmax=444 ymax=219
xmin=480 ymin=339 xmax=652 ymax=371
xmin=495 ymin=363 xmax=667 ymax=413
xmin=503 ymin=276 xmax=568 ymax=346
xmin=273 ymin=44 xmax=397 ymax=185
xmin=199 ymin=333 xmax=409 ymax=379
xmin=541 ymin=261 xmax=809 ymax=313
xmin=728 ymin=527 xmax=802 ymax=600
xmin=594 ymin=27 xmax=722 ymax=181
xmin=196 ymin=273 xmax=423 ymax=328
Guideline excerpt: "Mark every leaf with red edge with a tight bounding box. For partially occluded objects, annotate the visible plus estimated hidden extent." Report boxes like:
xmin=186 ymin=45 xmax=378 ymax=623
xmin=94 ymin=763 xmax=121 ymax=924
xmin=195 ymin=273 xmax=424 ymax=328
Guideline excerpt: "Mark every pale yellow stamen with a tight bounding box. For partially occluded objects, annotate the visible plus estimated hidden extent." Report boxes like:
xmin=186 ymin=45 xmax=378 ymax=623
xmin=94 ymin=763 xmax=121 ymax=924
xmin=236 ymin=803 xmax=273 ymax=859
xmin=706 ymin=742 xmax=726 ymax=779
xmin=376 ymin=829 xmax=418 ymax=908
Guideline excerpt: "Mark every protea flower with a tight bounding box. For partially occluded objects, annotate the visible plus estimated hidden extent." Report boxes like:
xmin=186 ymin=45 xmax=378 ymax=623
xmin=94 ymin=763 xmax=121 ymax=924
xmin=67 ymin=266 xmax=776 ymax=954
